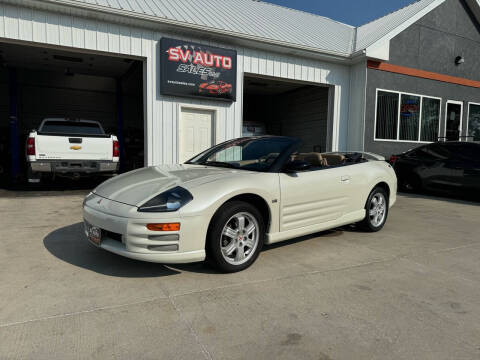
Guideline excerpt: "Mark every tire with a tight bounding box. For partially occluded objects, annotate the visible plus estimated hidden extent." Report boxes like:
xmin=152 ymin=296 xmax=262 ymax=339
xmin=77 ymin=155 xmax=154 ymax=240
xmin=206 ymin=200 xmax=264 ymax=273
xmin=358 ymin=187 xmax=389 ymax=232
xmin=26 ymin=167 xmax=42 ymax=188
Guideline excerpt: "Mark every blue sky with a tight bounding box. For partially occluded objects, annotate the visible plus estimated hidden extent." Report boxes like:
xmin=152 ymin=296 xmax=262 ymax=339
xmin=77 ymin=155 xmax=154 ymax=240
xmin=264 ymin=0 xmax=415 ymax=27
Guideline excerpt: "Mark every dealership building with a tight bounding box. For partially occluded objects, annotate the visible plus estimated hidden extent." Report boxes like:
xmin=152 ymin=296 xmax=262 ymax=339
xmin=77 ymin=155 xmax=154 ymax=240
xmin=1 ymin=0 xmax=480 ymax=181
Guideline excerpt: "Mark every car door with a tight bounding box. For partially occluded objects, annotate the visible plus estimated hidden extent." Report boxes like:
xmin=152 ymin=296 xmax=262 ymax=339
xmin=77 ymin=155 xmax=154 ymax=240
xmin=451 ymin=143 xmax=480 ymax=191
xmin=438 ymin=143 xmax=466 ymax=189
xmin=404 ymin=144 xmax=452 ymax=190
xmin=279 ymin=166 xmax=353 ymax=232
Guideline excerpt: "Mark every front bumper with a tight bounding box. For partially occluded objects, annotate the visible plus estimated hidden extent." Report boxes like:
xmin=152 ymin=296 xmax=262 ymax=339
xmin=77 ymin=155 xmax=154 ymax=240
xmin=82 ymin=195 xmax=206 ymax=264
xmin=30 ymin=160 xmax=118 ymax=173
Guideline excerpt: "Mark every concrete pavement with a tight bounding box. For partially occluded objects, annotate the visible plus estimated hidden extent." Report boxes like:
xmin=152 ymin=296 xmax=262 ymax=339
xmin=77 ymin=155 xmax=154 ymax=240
xmin=0 ymin=190 xmax=479 ymax=359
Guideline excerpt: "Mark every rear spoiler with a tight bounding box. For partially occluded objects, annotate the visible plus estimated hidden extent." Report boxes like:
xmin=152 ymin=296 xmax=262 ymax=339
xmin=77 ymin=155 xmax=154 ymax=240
xmin=360 ymin=152 xmax=385 ymax=161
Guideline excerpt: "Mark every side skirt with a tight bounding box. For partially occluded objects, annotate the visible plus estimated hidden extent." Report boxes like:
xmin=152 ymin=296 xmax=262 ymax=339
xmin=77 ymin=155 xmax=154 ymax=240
xmin=265 ymin=209 xmax=366 ymax=245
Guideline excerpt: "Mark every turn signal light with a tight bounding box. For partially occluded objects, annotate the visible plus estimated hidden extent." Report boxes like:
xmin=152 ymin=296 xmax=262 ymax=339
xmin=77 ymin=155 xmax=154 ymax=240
xmin=26 ymin=137 xmax=35 ymax=156
xmin=146 ymin=223 xmax=180 ymax=231
xmin=113 ymin=140 xmax=120 ymax=157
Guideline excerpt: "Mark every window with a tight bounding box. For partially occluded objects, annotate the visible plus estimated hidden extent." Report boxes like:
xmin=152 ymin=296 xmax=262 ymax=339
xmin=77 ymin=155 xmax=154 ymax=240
xmin=421 ymin=98 xmax=441 ymax=142
xmin=442 ymin=142 xmax=479 ymax=160
xmin=40 ymin=120 xmax=105 ymax=135
xmin=187 ymin=137 xmax=295 ymax=172
xmin=467 ymin=103 xmax=480 ymax=141
xmin=212 ymin=146 xmax=243 ymax=162
xmin=375 ymin=89 xmax=441 ymax=142
xmin=399 ymin=94 xmax=420 ymax=141
xmin=376 ymin=91 xmax=399 ymax=140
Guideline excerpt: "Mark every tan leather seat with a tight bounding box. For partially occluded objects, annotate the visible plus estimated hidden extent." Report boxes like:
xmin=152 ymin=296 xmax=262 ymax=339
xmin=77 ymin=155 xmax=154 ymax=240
xmin=322 ymin=154 xmax=345 ymax=166
xmin=291 ymin=152 xmax=326 ymax=166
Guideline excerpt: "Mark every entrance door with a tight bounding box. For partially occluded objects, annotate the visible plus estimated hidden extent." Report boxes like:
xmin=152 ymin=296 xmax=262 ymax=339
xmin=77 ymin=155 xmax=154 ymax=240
xmin=445 ymin=101 xmax=463 ymax=141
xmin=179 ymin=108 xmax=214 ymax=163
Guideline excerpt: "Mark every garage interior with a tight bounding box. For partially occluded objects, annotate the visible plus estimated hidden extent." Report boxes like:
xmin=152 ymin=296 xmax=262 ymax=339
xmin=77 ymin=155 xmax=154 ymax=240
xmin=0 ymin=42 xmax=144 ymax=188
xmin=243 ymin=75 xmax=331 ymax=153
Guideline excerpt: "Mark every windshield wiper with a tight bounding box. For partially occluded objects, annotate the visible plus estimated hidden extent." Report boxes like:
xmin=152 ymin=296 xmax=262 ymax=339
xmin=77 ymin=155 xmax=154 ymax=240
xmin=200 ymin=161 xmax=239 ymax=169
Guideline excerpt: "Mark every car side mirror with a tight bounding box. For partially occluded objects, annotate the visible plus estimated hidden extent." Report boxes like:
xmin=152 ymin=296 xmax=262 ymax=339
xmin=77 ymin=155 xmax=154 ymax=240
xmin=284 ymin=160 xmax=311 ymax=173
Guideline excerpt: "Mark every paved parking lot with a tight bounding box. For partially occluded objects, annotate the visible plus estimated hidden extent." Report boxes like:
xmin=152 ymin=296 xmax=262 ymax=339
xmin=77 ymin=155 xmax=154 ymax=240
xmin=0 ymin=190 xmax=479 ymax=360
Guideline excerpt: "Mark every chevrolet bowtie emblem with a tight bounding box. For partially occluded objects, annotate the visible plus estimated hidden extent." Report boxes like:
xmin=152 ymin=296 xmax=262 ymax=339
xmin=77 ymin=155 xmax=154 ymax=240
xmin=70 ymin=145 xmax=82 ymax=150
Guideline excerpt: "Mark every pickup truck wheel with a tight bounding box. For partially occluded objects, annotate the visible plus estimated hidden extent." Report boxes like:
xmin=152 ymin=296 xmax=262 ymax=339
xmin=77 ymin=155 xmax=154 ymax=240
xmin=206 ymin=201 xmax=264 ymax=273
xmin=26 ymin=167 xmax=42 ymax=187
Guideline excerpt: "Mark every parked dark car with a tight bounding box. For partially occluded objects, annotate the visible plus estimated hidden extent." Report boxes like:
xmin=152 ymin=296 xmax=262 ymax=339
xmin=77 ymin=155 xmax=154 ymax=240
xmin=389 ymin=142 xmax=480 ymax=195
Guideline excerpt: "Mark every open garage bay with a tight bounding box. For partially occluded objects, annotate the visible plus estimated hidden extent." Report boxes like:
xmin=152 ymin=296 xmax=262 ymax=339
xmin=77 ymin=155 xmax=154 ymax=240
xmin=0 ymin=190 xmax=479 ymax=360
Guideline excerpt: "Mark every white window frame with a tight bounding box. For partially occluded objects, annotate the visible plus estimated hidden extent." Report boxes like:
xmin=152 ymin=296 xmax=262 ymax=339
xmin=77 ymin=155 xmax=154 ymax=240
xmin=374 ymin=88 xmax=442 ymax=143
xmin=466 ymin=102 xmax=480 ymax=141
xmin=443 ymin=100 xmax=463 ymax=141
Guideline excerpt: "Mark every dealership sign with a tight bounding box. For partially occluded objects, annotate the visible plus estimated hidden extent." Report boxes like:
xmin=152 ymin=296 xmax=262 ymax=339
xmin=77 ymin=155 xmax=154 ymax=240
xmin=160 ymin=37 xmax=237 ymax=101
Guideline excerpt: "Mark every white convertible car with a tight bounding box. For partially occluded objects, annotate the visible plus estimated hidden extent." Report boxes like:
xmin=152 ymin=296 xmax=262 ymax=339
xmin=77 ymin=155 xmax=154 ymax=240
xmin=83 ymin=136 xmax=397 ymax=272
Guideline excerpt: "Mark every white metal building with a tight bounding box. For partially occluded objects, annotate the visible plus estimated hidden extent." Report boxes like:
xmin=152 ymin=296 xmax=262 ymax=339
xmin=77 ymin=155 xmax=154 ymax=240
xmin=0 ymin=0 xmax=462 ymax=181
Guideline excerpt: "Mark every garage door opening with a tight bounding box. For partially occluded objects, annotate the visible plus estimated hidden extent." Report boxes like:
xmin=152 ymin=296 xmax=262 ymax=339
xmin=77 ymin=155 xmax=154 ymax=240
xmin=0 ymin=42 xmax=144 ymax=189
xmin=243 ymin=75 xmax=332 ymax=153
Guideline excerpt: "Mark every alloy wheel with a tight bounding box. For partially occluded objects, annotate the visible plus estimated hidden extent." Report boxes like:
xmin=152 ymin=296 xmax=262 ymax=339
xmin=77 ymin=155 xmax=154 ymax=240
xmin=220 ymin=212 xmax=259 ymax=265
xmin=369 ymin=193 xmax=387 ymax=227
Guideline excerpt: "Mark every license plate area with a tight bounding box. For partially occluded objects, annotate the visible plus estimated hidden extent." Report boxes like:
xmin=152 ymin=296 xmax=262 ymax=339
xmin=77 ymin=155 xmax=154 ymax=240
xmin=85 ymin=221 xmax=102 ymax=245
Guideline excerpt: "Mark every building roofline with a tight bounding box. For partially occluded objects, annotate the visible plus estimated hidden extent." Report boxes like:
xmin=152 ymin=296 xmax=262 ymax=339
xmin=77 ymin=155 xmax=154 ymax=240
xmin=32 ymin=0 xmax=354 ymax=60
xmin=356 ymin=0 xmax=447 ymax=54
xmin=7 ymin=0 xmax=480 ymax=63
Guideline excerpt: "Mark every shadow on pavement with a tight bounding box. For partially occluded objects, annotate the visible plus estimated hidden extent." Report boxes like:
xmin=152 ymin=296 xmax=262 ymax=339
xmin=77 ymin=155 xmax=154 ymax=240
xmin=1 ymin=177 xmax=105 ymax=198
xmin=398 ymin=191 xmax=480 ymax=205
xmin=43 ymin=223 xmax=346 ymax=276
xmin=43 ymin=222 xmax=181 ymax=278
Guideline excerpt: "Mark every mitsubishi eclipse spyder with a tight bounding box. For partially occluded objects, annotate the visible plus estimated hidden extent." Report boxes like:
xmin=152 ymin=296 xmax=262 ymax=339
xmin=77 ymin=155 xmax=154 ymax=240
xmin=83 ymin=136 xmax=397 ymax=272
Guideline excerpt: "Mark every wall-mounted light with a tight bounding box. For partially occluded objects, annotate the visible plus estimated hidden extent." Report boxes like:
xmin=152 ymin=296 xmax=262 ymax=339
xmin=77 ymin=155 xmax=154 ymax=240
xmin=455 ymin=56 xmax=464 ymax=65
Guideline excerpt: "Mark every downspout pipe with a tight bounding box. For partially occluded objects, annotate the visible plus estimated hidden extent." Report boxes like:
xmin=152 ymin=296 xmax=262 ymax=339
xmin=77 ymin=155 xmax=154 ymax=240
xmin=8 ymin=67 xmax=19 ymax=182
xmin=116 ymin=78 xmax=125 ymax=172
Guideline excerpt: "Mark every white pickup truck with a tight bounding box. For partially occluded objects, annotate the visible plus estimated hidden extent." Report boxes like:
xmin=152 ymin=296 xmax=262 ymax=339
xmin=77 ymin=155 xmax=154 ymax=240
xmin=26 ymin=118 xmax=119 ymax=183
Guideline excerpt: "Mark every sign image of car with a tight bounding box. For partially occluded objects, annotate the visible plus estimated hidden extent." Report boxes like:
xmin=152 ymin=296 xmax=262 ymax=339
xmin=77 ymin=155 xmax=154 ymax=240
xmin=83 ymin=136 xmax=397 ymax=273
xmin=198 ymin=81 xmax=233 ymax=95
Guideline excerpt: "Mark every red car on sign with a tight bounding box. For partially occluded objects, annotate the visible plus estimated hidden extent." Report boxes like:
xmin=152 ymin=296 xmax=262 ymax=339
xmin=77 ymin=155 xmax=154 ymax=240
xmin=199 ymin=81 xmax=232 ymax=95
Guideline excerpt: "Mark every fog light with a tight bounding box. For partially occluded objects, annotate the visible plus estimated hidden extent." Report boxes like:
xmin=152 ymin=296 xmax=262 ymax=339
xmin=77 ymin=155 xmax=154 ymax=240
xmin=146 ymin=223 xmax=180 ymax=231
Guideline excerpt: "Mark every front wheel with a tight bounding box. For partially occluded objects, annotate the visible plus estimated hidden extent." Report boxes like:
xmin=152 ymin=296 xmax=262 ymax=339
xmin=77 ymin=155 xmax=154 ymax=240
xmin=206 ymin=201 xmax=264 ymax=273
xmin=358 ymin=187 xmax=389 ymax=232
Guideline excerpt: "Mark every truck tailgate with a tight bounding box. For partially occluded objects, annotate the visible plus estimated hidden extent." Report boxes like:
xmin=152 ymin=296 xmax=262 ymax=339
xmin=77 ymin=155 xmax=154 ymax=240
xmin=36 ymin=135 xmax=113 ymax=160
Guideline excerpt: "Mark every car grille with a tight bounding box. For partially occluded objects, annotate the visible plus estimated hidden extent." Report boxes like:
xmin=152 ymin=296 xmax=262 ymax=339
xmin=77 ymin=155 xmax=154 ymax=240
xmin=103 ymin=230 xmax=122 ymax=242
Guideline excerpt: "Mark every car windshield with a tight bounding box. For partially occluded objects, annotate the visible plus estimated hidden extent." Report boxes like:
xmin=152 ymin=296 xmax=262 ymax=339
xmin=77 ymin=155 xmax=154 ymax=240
xmin=186 ymin=137 xmax=297 ymax=172
xmin=40 ymin=120 xmax=105 ymax=135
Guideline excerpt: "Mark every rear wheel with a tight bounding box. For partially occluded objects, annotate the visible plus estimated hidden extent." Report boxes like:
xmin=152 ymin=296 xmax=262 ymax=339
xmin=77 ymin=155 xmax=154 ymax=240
xmin=26 ymin=167 xmax=42 ymax=188
xmin=358 ymin=187 xmax=389 ymax=232
xmin=206 ymin=201 xmax=264 ymax=273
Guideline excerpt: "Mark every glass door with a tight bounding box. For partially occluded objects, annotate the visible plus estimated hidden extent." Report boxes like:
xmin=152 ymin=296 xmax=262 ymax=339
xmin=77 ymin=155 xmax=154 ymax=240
xmin=445 ymin=101 xmax=463 ymax=141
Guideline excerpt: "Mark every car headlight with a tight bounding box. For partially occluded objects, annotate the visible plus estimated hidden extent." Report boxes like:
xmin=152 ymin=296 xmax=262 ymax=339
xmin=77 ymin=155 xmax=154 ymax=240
xmin=137 ymin=186 xmax=193 ymax=212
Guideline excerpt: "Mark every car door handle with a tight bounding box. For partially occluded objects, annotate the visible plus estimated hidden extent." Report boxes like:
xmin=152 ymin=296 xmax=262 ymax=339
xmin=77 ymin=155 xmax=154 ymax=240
xmin=341 ymin=175 xmax=350 ymax=182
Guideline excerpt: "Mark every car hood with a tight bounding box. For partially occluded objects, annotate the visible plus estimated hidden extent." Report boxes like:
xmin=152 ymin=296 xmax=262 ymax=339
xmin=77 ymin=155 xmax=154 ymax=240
xmin=93 ymin=164 xmax=234 ymax=207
